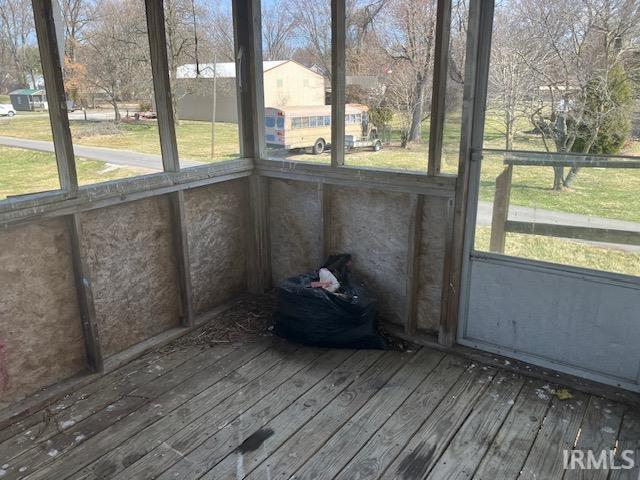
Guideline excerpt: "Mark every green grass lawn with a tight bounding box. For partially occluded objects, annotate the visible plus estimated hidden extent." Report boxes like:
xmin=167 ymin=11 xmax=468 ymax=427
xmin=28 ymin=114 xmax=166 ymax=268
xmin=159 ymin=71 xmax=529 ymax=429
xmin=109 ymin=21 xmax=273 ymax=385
xmin=0 ymin=146 xmax=152 ymax=199
xmin=475 ymin=226 xmax=639 ymax=276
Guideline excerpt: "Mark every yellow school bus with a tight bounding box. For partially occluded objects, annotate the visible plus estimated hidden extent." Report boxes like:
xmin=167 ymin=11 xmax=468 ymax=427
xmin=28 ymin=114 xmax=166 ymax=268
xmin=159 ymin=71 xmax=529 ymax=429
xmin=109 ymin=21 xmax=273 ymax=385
xmin=265 ymin=104 xmax=380 ymax=154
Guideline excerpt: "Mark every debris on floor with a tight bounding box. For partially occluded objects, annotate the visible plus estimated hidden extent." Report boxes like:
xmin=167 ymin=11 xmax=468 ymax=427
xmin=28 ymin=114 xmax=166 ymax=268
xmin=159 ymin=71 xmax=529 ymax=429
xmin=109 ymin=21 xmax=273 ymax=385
xmin=164 ymin=295 xmax=276 ymax=350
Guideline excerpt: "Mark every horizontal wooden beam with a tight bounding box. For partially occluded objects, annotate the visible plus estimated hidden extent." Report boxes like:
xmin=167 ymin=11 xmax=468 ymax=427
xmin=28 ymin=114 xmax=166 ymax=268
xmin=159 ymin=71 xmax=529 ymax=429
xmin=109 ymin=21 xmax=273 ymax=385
xmin=504 ymin=157 xmax=640 ymax=168
xmin=505 ymin=220 xmax=640 ymax=246
xmin=256 ymin=160 xmax=456 ymax=197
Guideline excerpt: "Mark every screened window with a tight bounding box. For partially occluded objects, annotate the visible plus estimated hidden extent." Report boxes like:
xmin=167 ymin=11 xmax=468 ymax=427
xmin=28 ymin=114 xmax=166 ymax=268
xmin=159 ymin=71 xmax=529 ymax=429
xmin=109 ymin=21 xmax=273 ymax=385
xmin=473 ymin=0 xmax=640 ymax=277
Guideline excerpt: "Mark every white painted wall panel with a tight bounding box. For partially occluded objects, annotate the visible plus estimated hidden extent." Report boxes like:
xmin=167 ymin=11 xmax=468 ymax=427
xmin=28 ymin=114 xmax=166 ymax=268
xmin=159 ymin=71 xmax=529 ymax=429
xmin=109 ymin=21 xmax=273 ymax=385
xmin=462 ymin=256 xmax=640 ymax=391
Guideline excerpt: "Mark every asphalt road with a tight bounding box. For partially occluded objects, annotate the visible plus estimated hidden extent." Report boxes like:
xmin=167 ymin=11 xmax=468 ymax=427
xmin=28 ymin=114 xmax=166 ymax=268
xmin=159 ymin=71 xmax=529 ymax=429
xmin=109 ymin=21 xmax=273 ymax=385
xmin=0 ymin=135 xmax=202 ymax=170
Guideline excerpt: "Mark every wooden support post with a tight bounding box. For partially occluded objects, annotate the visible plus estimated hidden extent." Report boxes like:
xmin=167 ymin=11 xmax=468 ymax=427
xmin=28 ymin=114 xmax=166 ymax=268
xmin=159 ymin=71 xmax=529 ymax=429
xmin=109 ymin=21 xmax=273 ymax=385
xmin=405 ymin=194 xmax=424 ymax=335
xmin=168 ymin=191 xmax=194 ymax=326
xmin=439 ymin=0 xmax=495 ymax=347
xmin=247 ymin=175 xmax=272 ymax=293
xmin=319 ymin=182 xmax=332 ymax=262
xmin=233 ymin=0 xmax=265 ymax=160
xmin=428 ymin=0 xmax=452 ymax=176
xmin=32 ymin=0 xmax=77 ymax=191
xmin=145 ymin=0 xmax=179 ymax=172
xmin=331 ymin=0 xmax=346 ymax=167
xmin=68 ymin=214 xmax=103 ymax=372
xmin=234 ymin=0 xmax=271 ymax=292
xmin=145 ymin=0 xmax=194 ymax=326
xmin=489 ymin=164 xmax=512 ymax=253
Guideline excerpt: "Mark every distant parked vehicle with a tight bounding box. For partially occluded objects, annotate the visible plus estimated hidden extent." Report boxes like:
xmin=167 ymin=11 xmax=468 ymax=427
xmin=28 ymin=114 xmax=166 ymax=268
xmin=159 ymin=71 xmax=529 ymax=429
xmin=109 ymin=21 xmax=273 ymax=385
xmin=0 ymin=104 xmax=16 ymax=117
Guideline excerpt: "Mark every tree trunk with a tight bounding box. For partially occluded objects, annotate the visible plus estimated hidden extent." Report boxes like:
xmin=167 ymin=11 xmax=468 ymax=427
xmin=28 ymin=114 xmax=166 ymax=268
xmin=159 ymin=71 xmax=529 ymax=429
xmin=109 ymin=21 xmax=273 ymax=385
xmin=553 ymin=166 xmax=564 ymax=190
xmin=112 ymin=101 xmax=120 ymax=123
xmin=505 ymin=111 xmax=513 ymax=150
xmin=407 ymin=76 xmax=426 ymax=143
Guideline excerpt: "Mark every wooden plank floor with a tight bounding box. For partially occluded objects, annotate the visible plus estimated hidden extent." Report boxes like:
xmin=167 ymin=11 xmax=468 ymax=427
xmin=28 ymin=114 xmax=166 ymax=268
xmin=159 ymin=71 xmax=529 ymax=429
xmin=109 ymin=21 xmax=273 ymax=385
xmin=1 ymin=337 xmax=638 ymax=480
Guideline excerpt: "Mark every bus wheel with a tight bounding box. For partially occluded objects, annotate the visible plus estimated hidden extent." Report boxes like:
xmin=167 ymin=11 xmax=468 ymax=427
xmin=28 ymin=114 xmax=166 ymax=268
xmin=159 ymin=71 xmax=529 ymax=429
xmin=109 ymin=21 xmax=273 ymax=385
xmin=312 ymin=138 xmax=326 ymax=155
xmin=373 ymin=140 xmax=382 ymax=152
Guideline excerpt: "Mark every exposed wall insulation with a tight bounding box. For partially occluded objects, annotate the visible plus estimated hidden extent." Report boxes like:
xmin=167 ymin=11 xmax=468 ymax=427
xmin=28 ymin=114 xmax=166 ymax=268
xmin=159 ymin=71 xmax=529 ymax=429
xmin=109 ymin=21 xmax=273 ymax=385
xmin=330 ymin=186 xmax=412 ymax=325
xmin=184 ymin=180 xmax=249 ymax=315
xmin=417 ymin=196 xmax=452 ymax=333
xmin=0 ymin=219 xmax=86 ymax=407
xmin=269 ymin=179 xmax=323 ymax=284
xmin=80 ymin=196 xmax=180 ymax=356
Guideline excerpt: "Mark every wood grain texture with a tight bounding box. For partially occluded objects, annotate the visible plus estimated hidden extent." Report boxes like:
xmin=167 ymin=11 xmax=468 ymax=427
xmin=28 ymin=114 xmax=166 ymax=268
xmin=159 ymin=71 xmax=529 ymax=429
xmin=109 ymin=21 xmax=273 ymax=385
xmin=519 ymin=390 xmax=590 ymax=480
xmin=199 ymin=349 xmax=385 ymax=480
xmin=563 ymin=396 xmax=625 ymax=480
xmin=336 ymin=354 xmax=469 ymax=480
xmin=183 ymin=180 xmax=249 ymax=315
xmin=242 ymin=351 xmax=408 ymax=480
xmin=381 ymin=363 xmax=497 ymax=479
xmin=472 ymin=379 xmax=552 ymax=480
xmin=26 ymin=340 xmax=274 ymax=480
xmin=427 ymin=371 xmax=525 ymax=479
xmin=155 ymin=349 xmax=355 ymax=480
xmin=609 ymin=409 xmax=640 ymax=480
xmin=292 ymin=348 xmax=444 ymax=480
xmin=0 ymin=218 xmax=86 ymax=407
xmin=113 ymin=347 xmax=321 ymax=480
xmin=79 ymin=196 xmax=181 ymax=356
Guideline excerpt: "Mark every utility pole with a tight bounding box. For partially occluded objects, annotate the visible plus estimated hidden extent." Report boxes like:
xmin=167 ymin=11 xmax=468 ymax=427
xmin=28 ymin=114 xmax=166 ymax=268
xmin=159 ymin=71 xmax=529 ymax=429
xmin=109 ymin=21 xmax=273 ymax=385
xmin=211 ymin=54 xmax=217 ymax=159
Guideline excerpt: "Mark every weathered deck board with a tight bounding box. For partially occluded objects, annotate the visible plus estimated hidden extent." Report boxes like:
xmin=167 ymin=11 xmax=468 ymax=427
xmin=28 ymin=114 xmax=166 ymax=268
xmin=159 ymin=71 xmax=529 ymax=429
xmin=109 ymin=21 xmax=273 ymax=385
xmin=427 ymin=371 xmax=525 ymax=479
xmin=23 ymin=339 xmax=283 ymax=480
xmin=291 ymin=348 xmax=445 ymax=480
xmin=609 ymin=409 xmax=640 ymax=480
xmin=563 ymin=396 xmax=625 ymax=480
xmin=0 ymin=345 xmax=234 ymax=477
xmin=1 ymin=337 xmax=637 ymax=480
xmin=241 ymin=350 xmax=409 ymax=480
xmin=0 ymin=344 xmax=203 ymax=456
xmin=519 ymin=390 xmax=590 ymax=480
xmin=111 ymin=347 xmax=324 ymax=479
xmin=380 ymin=364 xmax=497 ymax=480
xmin=335 ymin=354 xmax=470 ymax=480
xmin=472 ymin=379 xmax=552 ymax=480
xmin=154 ymin=348 xmax=360 ymax=480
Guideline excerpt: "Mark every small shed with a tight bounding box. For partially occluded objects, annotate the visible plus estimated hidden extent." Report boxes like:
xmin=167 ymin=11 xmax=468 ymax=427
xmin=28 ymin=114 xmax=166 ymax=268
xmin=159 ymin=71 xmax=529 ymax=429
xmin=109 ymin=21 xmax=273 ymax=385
xmin=9 ymin=88 xmax=47 ymax=111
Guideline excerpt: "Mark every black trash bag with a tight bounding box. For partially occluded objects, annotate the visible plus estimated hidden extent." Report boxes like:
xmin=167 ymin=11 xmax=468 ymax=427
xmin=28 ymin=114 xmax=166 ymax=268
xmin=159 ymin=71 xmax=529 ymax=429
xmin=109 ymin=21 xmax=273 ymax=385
xmin=273 ymin=254 xmax=388 ymax=349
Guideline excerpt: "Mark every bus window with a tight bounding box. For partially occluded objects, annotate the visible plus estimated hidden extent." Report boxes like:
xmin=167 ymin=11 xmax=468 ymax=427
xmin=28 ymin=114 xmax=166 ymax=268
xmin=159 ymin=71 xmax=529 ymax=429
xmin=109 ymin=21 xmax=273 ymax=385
xmin=324 ymin=116 xmax=331 ymax=126
xmin=266 ymin=117 xmax=276 ymax=128
xmin=277 ymin=117 xmax=285 ymax=128
xmin=301 ymin=117 xmax=310 ymax=128
xmin=292 ymin=117 xmax=301 ymax=129
xmin=309 ymin=116 xmax=317 ymax=128
xmin=356 ymin=114 xmax=362 ymax=123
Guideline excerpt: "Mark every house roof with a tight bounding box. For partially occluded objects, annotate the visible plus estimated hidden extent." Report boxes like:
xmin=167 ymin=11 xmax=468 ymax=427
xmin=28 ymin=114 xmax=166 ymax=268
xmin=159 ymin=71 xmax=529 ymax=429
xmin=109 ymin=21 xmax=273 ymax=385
xmin=176 ymin=60 xmax=323 ymax=79
xmin=10 ymin=88 xmax=46 ymax=96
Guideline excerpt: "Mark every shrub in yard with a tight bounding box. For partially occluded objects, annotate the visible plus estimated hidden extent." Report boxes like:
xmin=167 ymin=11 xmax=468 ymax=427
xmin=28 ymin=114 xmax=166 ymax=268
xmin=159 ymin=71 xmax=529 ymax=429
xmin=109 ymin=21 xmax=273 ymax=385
xmin=571 ymin=65 xmax=633 ymax=155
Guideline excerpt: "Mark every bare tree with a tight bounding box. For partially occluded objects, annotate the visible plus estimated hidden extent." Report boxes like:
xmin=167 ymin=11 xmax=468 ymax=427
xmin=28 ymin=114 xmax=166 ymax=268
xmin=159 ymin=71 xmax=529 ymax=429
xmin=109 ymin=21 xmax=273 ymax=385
xmin=262 ymin=0 xmax=297 ymax=61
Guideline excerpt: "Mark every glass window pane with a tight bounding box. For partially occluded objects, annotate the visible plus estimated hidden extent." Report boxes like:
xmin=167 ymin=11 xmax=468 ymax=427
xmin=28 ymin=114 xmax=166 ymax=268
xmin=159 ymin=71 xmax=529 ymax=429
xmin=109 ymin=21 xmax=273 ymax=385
xmin=343 ymin=0 xmax=438 ymax=171
xmin=58 ymin=0 xmax=161 ymax=185
xmin=0 ymin=1 xmax=60 ymax=199
xmin=261 ymin=0 xmax=331 ymax=162
xmin=167 ymin=0 xmax=240 ymax=164
xmin=474 ymin=0 xmax=640 ymax=276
